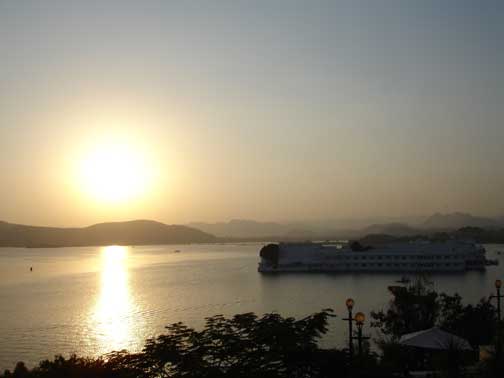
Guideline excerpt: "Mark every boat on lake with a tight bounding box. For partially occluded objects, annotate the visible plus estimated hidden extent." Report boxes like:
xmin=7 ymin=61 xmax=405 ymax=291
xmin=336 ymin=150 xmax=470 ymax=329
xmin=258 ymin=240 xmax=487 ymax=273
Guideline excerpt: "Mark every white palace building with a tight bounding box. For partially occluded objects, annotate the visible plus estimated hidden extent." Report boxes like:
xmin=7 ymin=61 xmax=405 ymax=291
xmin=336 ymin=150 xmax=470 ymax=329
xmin=258 ymin=240 xmax=487 ymax=273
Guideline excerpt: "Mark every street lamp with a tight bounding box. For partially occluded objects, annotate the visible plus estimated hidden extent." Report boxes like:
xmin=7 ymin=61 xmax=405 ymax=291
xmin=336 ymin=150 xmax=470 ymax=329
xmin=492 ymin=280 xmax=504 ymax=361
xmin=343 ymin=298 xmax=355 ymax=358
xmin=491 ymin=279 xmax=503 ymax=321
xmin=355 ymin=312 xmax=366 ymax=357
xmin=346 ymin=298 xmax=355 ymax=310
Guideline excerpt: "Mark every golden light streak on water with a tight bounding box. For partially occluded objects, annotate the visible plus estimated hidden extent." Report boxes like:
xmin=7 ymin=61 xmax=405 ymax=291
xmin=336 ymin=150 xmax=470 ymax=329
xmin=92 ymin=246 xmax=134 ymax=353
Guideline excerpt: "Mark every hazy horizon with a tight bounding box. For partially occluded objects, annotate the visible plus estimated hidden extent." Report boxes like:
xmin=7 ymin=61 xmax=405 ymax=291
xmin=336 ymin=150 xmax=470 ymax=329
xmin=1 ymin=211 xmax=502 ymax=231
xmin=1 ymin=1 xmax=503 ymax=227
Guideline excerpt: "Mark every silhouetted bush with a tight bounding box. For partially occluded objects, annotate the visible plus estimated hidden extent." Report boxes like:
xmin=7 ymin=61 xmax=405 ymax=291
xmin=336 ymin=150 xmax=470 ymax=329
xmin=134 ymin=310 xmax=337 ymax=378
xmin=370 ymin=277 xmax=498 ymax=375
xmin=438 ymin=293 xmax=496 ymax=347
xmin=259 ymin=244 xmax=280 ymax=267
xmin=371 ymin=277 xmax=439 ymax=340
xmin=3 ymin=310 xmax=358 ymax=378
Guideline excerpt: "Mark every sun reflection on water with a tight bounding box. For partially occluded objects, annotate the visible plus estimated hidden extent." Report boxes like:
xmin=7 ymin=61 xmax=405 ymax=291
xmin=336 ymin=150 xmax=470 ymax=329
xmin=92 ymin=246 xmax=134 ymax=353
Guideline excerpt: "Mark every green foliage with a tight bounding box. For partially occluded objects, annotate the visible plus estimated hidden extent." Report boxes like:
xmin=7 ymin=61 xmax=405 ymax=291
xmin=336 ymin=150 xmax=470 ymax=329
xmin=1 ymin=310 xmax=346 ymax=378
xmin=259 ymin=244 xmax=280 ymax=266
xmin=4 ymin=362 xmax=29 ymax=378
xmin=373 ymin=341 xmax=408 ymax=372
xmin=438 ymin=293 xmax=496 ymax=346
xmin=371 ymin=276 xmax=497 ymax=346
xmin=370 ymin=276 xmax=499 ymax=375
xmin=135 ymin=310 xmax=336 ymax=378
xmin=0 ymin=354 xmax=142 ymax=378
xmin=35 ymin=355 xmax=117 ymax=378
xmin=370 ymin=277 xmax=439 ymax=340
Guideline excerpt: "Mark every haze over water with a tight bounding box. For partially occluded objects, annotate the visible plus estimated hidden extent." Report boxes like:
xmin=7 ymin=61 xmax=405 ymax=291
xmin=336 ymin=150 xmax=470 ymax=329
xmin=1 ymin=1 xmax=504 ymax=227
xmin=1 ymin=243 xmax=503 ymax=371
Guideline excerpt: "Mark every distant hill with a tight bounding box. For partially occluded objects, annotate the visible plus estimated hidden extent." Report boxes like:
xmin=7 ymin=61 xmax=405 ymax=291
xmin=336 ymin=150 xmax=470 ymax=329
xmin=188 ymin=219 xmax=292 ymax=238
xmin=422 ymin=212 xmax=498 ymax=230
xmin=357 ymin=226 xmax=504 ymax=245
xmin=361 ymin=222 xmax=420 ymax=237
xmin=0 ymin=220 xmax=216 ymax=247
xmin=187 ymin=213 xmax=504 ymax=241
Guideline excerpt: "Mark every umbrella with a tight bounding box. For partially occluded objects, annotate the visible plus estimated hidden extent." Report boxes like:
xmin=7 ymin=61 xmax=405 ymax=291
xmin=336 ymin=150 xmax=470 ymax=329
xmin=399 ymin=327 xmax=473 ymax=351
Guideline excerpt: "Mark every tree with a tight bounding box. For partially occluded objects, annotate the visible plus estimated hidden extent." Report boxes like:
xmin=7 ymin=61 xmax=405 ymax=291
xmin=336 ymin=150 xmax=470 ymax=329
xmin=134 ymin=310 xmax=337 ymax=378
xmin=11 ymin=363 xmax=28 ymax=378
xmin=29 ymin=354 xmax=135 ymax=378
xmin=370 ymin=277 xmax=438 ymax=340
xmin=1 ymin=310 xmax=348 ymax=378
xmin=370 ymin=279 xmax=499 ymax=375
xmin=438 ymin=293 xmax=496 ymax=347
xmin=369 ymin=278 xmax=440 ymax=373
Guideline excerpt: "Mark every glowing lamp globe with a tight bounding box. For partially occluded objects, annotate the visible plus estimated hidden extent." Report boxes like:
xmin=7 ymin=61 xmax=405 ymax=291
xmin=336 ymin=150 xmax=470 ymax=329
xmin=355 ymin=312 xmax=365 ymax=325
xmin=346 ymin=298 xmax=355 ymax=310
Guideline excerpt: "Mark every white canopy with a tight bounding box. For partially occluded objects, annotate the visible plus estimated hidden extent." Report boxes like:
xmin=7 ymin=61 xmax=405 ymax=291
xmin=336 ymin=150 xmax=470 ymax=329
xmin=399 ymin=327 xmax=473 ymax=351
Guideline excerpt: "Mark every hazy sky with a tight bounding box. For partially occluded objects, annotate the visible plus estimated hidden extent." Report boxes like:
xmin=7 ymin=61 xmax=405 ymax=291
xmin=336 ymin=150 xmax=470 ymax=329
xmin=1 ymin=0 xmax=503 ymax=227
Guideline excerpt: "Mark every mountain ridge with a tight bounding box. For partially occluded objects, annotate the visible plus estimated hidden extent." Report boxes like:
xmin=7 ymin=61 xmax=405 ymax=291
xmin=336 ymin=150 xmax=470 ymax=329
xmin=0 ymin=219 xmax=216 ymax=247
xmin=188 ymin=213 xmax=504 ymax=239
xmin=2 ymin=212 xmax=503 ymax=247
xmin=421 ymin=212 xmax=499 ymax=229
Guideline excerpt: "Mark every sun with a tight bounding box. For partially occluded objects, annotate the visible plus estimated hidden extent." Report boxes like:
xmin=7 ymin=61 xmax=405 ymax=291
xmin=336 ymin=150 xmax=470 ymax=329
xmin=78 ymin=140 xmax=153 ymax=204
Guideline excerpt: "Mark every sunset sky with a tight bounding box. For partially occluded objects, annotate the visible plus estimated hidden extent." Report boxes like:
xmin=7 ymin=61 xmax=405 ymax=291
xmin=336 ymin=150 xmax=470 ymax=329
xmin=1 ymin=0 xmax=503 ymax=227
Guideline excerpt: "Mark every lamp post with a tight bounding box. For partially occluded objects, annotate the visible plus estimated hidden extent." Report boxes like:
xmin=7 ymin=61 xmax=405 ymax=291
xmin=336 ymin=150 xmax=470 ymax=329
xmin=491 ymin=279 xmax=503 ymax=321
xmin=355 ymin=312 xmax=365 ymax=357
xmin=491 ymin=280 xmax=504 ymax=362
xmin=497 ymin=280 xmax=502 ymax=322
xmin=343 ymin=298 xmax=355 ymax=358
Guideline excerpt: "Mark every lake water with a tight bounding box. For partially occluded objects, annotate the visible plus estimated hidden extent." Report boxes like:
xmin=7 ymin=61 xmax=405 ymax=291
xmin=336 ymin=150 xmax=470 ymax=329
xmin=1 ymin=243 xmax=503 ymax=370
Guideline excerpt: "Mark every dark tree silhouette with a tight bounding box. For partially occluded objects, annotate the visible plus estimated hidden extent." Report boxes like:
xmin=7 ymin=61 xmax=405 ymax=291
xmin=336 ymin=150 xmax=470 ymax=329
xmin=1 ymin=310 xmax=349 ymax=378
xmin=134 ymin=310 xmax=337 ymax=378
xmin=370 ymin=278 xmax=439 ymax=339
xmin=438 ymin=293 xmax=496 ymax=347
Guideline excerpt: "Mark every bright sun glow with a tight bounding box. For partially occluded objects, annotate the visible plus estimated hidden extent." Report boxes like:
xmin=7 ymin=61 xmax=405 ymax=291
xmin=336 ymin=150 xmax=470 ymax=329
xmin=79 ymin=141 xmax=153 ymax=203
